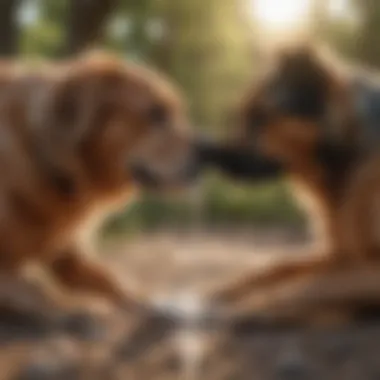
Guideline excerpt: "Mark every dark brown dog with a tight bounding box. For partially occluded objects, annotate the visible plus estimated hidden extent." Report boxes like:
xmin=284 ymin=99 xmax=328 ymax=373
xmin=199 ymin=45 xmax=380 ymax=324
xmin=0 ymin=52 xmax=198 ymax=318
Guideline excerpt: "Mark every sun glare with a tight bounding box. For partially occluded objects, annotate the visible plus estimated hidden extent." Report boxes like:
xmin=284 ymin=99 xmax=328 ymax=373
xmin=251 ymin=0 xmax=311 ymax=31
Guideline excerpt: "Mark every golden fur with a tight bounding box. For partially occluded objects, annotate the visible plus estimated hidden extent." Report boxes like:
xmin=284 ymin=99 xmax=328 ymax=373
xmin=0 ymin=52 xmax=195 ymax=315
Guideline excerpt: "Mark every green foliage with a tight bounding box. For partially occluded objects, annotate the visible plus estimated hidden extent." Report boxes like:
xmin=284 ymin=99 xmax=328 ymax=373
xmin=105 ymin=0 xmax=159 ymax=60
xmin=103 ymin=177 xmax=304 ymax=235
xmin=151 ymin=0 xmax=253 ymax=129
xmin=350 ymin=0 xmax=380 ymax=67
xmin=21 ymin=18 xmax=63 ymax=58
xmin=20 ymin=0 xmax=66 ymax=58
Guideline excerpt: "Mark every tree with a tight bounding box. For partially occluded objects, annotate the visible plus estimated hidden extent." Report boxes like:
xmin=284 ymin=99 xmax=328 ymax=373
xmin=352 ymin=0 xmax=380 ymax=67
xmin=65 ymin=0 xmax=119 ymax=55
xmin=0 ymin=0 xmax=22 ymax=56
xmin=152 ymin=0 xmax=253 ymax=130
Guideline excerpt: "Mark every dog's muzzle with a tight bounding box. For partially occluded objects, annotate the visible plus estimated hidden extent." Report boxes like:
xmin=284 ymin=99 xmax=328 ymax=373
xmin=130 ymin=164 xmax=160 ymax=188
xmin=131 ymin=155 xmax=200 ymax=189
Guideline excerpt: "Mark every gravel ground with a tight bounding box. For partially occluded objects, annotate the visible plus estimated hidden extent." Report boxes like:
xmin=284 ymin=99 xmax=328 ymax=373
xmin=0 ymin=229 xmax=379 ymax=380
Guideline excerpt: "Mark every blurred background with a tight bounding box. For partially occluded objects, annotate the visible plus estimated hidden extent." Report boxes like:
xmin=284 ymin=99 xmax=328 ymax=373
xmin=0 ymin=2 xmax=379 ymax=378
xmin=3 ymin=0 xmax=379 ymax=235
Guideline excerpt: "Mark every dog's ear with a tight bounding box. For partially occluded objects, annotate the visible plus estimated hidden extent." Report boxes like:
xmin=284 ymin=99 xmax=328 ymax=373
xmin=33 ymin=55 xmax=125 ymax=147
xmin=300 ymin=45 xmax=359 ymax=145
xmin=278 ymin=44 xmax=358 ymax=145
xmin=45 ymin=71 xmax=105 ymax=146
xmin=323 ymin=71 xmax=359 ymax=146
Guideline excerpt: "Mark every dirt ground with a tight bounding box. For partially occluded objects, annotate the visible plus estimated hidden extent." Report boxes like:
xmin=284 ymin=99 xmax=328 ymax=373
xmin=0 ymin=229 xmax=380 ymax=380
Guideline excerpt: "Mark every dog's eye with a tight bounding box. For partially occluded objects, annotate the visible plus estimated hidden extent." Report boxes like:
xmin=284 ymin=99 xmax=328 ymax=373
xmin=147 ymin=104 xmax=168 ymax=126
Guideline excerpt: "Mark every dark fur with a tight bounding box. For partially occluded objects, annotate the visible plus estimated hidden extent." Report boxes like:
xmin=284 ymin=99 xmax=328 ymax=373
xmin=198 ymin=46 xmax=380 ymax=185
xmin=195 ymin=137 xmax=284 ymax=181
xmin=200 ymin=45 xmax=380 ymax=325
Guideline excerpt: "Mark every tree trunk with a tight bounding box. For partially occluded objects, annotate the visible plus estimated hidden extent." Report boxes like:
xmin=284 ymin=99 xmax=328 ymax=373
xmin=0 ymin=0 xmax=22 ymax=57
xmin=353 ymin=0 xmax=380 ymax=68
xmin=65 ymin=0 xmax=118 ymax=55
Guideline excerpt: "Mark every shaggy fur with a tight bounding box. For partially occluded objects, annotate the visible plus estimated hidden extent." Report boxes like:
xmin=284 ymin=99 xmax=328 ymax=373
xmin=0 ymin=52 xmax=197 ymax=316
xmin=199 ymin=45 xmax=380 ymax=324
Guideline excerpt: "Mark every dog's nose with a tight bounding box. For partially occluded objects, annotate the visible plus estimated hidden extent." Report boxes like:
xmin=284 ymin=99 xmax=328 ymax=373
xmin=130 ymin=164 xmax=159 ymax=188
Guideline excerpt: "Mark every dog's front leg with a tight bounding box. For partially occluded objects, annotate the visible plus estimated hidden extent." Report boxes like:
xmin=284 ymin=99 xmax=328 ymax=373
xmin=211 ymin=251 xmax=337 ymax=306
xmin=48 ymin=246 xmax=146 ymax=313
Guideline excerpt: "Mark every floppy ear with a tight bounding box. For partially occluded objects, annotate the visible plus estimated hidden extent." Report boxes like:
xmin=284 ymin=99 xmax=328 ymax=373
xmin=26 ymin=72 xmax=103 ymax=195
xmin=44 ymin=72 xmax=102 ymax=146
xmin=323 ymin=74 xmax=359 ymax=146
xmin=317 ymin=48 xmax=359 ymax=145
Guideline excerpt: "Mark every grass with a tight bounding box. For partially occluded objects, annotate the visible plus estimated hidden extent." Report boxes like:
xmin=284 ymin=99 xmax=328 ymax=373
xmin=103 ymin=176 xmax=305 ymax=236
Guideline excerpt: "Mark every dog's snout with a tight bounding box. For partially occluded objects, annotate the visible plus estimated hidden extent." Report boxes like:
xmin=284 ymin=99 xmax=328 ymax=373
xmin=131 ymin=163 xmax=159 ymax=188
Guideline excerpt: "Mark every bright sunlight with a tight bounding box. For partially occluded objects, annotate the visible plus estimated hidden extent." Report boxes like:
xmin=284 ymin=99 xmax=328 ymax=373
xmin=250 ymin=0 xmax=311 ymax=31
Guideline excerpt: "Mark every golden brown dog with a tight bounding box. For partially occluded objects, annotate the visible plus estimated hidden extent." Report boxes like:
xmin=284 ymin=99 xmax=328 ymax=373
xmin=200 ymin=45 xmax=380 ymax=324
xmin=0 ymin=52 xmax=197 ymax=318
